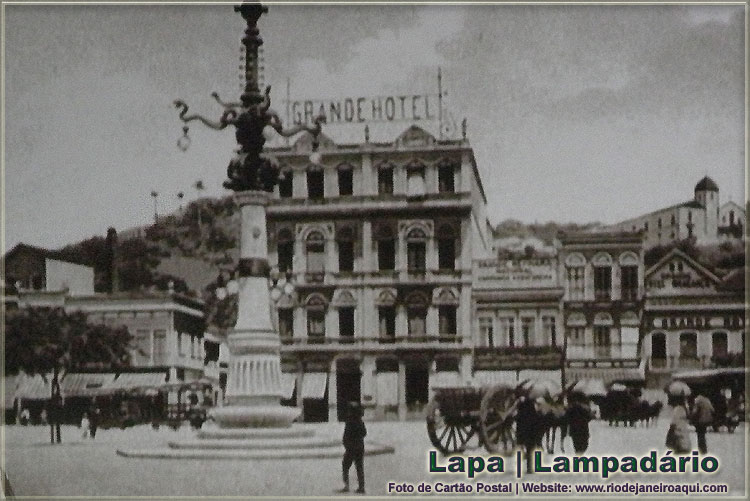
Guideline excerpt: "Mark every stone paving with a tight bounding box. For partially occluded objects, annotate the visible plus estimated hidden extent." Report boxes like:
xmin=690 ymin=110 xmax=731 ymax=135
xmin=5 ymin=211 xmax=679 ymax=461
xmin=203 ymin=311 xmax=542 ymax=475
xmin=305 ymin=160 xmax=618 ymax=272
xmin=3 ymin=419 xmax=747 ymax=498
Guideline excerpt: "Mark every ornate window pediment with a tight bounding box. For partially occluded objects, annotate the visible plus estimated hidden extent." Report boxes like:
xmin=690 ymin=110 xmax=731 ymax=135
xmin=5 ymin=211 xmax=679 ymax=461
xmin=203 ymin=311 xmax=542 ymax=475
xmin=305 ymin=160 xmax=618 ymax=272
xmin=566 ymin=312 xmax=587 ymax=327
xmin=593 ymin=312 xmax=613 ymax=326
xmin=374 ymin=288 xmax=397 ymax=306
xmin=433 ymin=287 xmax=459 ymax=305
xmin=332 ymin=289 xmax=357 ymax=307
xmin=619 ymin=252 xmax=639 ymax=266
xmin=592 ymin=252 xmax=613 ymax=267
xmin=565 ymin=253 xmax=586 ymax=267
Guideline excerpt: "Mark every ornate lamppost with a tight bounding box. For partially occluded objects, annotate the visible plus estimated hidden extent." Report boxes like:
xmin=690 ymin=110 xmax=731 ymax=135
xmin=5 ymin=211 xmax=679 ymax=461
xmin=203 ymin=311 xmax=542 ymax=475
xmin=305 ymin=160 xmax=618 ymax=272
xmin=173 ymin=2 xmax=324 ymax=428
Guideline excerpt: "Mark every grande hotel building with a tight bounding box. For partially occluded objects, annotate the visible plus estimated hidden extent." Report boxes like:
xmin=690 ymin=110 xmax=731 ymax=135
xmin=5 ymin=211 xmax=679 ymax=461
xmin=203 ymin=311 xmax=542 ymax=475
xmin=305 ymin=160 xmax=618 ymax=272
xmin=266 ymin=126 xmax=491 ymax=421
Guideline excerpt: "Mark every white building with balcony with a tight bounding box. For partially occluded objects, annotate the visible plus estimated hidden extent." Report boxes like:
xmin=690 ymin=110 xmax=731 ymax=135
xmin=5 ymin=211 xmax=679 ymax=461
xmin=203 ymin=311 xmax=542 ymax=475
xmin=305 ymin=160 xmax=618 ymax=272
xmin=265 ymin=125 xmax=491 ymax=421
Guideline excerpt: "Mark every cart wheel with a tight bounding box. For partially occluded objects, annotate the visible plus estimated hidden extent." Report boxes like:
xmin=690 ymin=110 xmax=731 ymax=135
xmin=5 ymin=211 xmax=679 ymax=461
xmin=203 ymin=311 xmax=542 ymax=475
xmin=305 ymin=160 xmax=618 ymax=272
xmin=425 ymin=399 xmax=473 ymax=455
xmin=479 ymin=385 xmax=517 ymax=455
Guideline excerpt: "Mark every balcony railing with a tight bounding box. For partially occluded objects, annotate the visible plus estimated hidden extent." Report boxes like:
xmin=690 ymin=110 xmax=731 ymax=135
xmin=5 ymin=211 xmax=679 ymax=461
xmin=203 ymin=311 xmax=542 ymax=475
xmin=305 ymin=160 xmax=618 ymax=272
xmin=280 ymin=335 xmax=463 ymax=347
xmin=645 ymin=355 xmax=739 ymax=370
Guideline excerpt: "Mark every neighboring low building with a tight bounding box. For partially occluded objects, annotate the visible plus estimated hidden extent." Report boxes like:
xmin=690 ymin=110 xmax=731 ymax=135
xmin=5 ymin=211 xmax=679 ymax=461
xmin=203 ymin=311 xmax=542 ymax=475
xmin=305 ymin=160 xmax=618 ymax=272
xmin=472 ymin=256 xmax=564 ymax=386
xmin=3 ymin=243 xmax=94 ymax=296
xmin=641 ymin=248 xmax=746 ymax=388
xmin=557 ymin=232 xmax=645 ymax=384
xmin=3 ymin=243 xmax=224 ymax=401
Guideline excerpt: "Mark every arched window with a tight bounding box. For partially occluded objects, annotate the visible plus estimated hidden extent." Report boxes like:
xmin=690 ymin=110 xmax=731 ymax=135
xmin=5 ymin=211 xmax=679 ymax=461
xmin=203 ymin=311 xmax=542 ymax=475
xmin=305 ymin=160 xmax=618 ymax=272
xmin=277 ymin=228 xmax=294 ymax=273
xmin=406 ymin=227 xmax=427 ymax=272
xmin=651 ymin=332 xmax=666 ymax=367
xmin=565 ymin=253 xmax=585 ymax=300
xmin=375 ymin=225 xmax=395 ymax=271
xmin=405 ymin=292 xmax=428 ymax=337
xmin=375 ymin=288 xmax=397 ymax=343
xmin=593 ymin=312 xmax=613 ymax=357
xmin=305 ymin=231 xmax=326 ymax=274
xmin=712 ymin=332 xmax=728 ymax=359
xmin=337 ymin=226 xmax=355 ymax=272
xmin=592 ymin=253 xmax=613 ymax=301
xmin=305 ymin=294 xmax=327 ymax=343
xmin=437 ymin=224 xmax=457 ymax=270
xmin=679 ymin=332 xmax=698 ymax=361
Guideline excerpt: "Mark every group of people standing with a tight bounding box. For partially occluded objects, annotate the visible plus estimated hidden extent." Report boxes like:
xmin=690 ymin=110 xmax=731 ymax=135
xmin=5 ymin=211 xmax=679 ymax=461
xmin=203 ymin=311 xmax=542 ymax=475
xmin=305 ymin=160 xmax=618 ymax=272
xmin=666 ymin=391 xmax=714 ymax=454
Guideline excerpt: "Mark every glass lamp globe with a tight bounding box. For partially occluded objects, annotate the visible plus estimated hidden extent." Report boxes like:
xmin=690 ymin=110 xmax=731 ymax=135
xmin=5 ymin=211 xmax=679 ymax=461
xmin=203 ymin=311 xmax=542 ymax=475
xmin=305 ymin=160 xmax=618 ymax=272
xmin=216 ymin=288 xmax=227 ymax=300
xmin=283 ymin=281 xmax=295 ymax=296
xmin=270 ymin=287 xmax=282 ymax=302
xmin=226 ymin=279 xmax=239 ymax=295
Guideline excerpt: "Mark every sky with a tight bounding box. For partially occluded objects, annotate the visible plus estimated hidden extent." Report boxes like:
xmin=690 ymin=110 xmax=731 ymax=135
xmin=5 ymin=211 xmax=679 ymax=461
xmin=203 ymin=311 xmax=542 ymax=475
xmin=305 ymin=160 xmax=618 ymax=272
xmin=3 ymin=3 xmax=746 ymax=252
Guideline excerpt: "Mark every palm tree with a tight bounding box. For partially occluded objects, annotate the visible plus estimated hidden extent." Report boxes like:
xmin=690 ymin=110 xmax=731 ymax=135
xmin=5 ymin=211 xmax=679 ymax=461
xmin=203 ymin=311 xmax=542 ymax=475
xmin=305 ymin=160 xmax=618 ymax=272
xmin=193 ymin=180 xmax=205 ymax=227
xmin=177 ymin=191 xmax=184 ymax=212
xmin=150 ymin=190 xmax=159 ymax=224
xmin=5 ymin=308 xmax=133 ymax=443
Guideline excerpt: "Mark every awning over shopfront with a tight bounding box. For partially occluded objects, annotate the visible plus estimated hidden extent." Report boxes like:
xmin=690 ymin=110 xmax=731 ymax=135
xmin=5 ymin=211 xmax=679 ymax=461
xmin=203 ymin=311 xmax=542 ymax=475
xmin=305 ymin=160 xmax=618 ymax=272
xmin=472 ymin=370 xmax=517 ymax=387
xmin=672 ymin=367 xmax=746 ymax=383
xmin=565 ymin=366 xmax=644 ymax=385
xmin=61 ymin=373 xmax=116 ymax=397
xmin=301 ymin=373 xmax=328 ymax=399
xmin=518 ymin=369 xmax=561 ymax=384
xmin=280 ymin=372 xmax=297 ymax=400
xmin=105 ymin=373 xmax=167 ymax=391
xmin=15 ymin=375 xmax=51 ymax=400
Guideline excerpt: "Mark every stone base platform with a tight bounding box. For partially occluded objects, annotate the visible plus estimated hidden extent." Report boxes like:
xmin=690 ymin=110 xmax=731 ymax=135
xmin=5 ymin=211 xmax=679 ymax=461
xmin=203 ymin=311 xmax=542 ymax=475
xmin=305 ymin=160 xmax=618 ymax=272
xmin=116 ymin=424 xmax=395 ymax=460
xmin=116 ymin=442 xmax=394 ymax=460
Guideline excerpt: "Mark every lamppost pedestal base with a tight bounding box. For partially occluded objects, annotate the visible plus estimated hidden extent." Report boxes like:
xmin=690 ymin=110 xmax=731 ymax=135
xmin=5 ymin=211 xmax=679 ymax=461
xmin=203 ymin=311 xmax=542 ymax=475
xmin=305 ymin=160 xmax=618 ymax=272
xmin=209 ymin=405 xmax=300 ymax=428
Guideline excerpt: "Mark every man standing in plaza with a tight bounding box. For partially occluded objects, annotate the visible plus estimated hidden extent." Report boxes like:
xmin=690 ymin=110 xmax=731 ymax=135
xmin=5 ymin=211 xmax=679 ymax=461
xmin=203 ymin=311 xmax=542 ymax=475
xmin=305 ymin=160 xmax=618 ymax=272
xmin=691 ymin=390 xmax=714 ymax=454
xmin=339 ymin=401 xmax=366 ymax=494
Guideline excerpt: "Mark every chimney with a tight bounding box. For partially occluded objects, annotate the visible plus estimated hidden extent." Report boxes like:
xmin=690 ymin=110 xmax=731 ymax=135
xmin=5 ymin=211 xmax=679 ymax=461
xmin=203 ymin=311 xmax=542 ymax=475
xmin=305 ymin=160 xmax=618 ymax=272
xmin=105 ymin=227 xmax=119 ymax=293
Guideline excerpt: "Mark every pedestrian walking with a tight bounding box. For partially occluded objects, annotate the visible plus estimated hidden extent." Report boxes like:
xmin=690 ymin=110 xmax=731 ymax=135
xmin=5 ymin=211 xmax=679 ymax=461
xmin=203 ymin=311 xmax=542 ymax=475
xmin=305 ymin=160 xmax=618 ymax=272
xmin=80 ymin=412 xmax=90 ymax=439
xmin=690 ymin=391 xmax=714 ymax=454
xmin=665 ymin=394 xmax=692 ymax=454
xmin=516 ymin=396 xmax=544 ymax=473
xmin=565 ymin=391 xmax=593 ymax=454
xmin=89 ymin=406 xmax=100 ymax=439
xmin=338 ymin=401 xmax=366 ymax=494
xmin=48 ymin=394 xmax=62 ymax=444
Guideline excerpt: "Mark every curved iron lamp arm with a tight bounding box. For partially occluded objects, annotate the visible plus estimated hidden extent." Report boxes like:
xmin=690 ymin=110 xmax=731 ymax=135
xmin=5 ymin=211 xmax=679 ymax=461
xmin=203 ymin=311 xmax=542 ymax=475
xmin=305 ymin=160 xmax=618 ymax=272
xmin=173 ymin=99 xmax=233 ymax=130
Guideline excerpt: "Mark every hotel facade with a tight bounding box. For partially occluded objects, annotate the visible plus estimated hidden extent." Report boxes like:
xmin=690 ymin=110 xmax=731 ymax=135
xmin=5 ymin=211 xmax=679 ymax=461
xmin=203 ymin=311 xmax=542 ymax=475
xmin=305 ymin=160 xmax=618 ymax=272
xmin=265 ymin=126 xmax=491 ymax=421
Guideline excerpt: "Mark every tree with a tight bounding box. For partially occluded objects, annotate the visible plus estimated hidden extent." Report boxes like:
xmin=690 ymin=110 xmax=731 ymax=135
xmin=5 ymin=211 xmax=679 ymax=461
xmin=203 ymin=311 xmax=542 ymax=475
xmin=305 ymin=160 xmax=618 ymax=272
xmin=5 ymin=308 xmax=134 ymax=443
xmin=194 ymin=180 xmax=205 ymax=227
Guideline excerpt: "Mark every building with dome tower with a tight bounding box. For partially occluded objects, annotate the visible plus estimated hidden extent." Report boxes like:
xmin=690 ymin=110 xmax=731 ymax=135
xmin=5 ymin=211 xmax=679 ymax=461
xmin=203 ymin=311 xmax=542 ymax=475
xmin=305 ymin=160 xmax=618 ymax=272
xmin=608 ymin=176 xmax=744 ymax=248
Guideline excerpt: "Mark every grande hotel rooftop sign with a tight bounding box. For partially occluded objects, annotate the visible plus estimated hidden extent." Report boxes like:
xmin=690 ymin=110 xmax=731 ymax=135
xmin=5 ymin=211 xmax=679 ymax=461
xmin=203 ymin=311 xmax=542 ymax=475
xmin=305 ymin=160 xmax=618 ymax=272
xmin=290 ymin=93 xmax=438 ymax=125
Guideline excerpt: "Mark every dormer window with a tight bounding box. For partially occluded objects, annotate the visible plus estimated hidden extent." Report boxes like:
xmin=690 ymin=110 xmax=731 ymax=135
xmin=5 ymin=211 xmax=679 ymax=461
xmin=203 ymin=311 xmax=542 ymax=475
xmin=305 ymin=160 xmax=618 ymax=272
xmin=307 ymin=168 xmax=324 ymax=199
xmin=378 ymin=163 xmax=394 ymax=195
xmin=279 ymin=170 xmax=293 ymax=198
xmin=337 ymin=164 xmax=353 ymax=196
xmin=438 ymin=160 xmax=456 ymax=193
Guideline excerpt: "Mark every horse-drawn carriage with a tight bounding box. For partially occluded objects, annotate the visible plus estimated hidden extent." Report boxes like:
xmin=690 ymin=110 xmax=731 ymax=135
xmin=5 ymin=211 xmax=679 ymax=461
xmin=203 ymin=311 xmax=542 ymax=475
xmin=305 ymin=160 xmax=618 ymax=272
xmin=425 ymin=377 xmax=569 ymax=455
xmin=425 ymin=385 xmax=520 ymax=455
